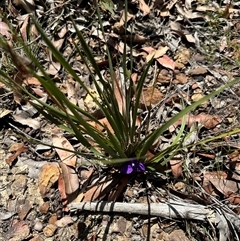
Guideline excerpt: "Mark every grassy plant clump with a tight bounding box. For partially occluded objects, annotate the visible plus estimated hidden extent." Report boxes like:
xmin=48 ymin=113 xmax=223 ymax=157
xmin=0 ymin=3 xmax=240 ymax=176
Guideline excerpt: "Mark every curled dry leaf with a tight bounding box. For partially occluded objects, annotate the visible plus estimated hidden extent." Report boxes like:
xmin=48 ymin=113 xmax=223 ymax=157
xmin=138 ymin=0 xmax=150 ymax=15
xmin=52 ymin=135 xmax=76 ymax=167
xmin=13 ymin=112 xmax=41 ymax=129
xmin=144 ymin=46 xmax=169 ymax=62
xmin=119 ymin=10 xmax=134 ymax=26
xmin=176 ymin=3 xmax=204 ymax=19
xmin=0 ymin=21 xmax=12 ymax=39
xmin=171 ymin=114 xmax=221 ymax=130
xmin=59 ymin=162 xmax=79 ymax=195
xmin=170 ymin=159 xmax=183 ymax=178
xmin=88 ymin=117 xmax=114 ymax=133
xmin=23 ymin=76 xmax=41 ymax=85
xmin=58 ymin=173 xmax=68 ymax=209
xmin=209 ymin=179 xmax=240 ymax=200
xmin=6 ymin=145 xmax=28 ymax=165
xmin=156 ymin=55 xmax=175 ymax=70
xmin=38 ymin=163 xmax=60 ymax=197
xmin=19 ymin=14 xmax=29 ymax=42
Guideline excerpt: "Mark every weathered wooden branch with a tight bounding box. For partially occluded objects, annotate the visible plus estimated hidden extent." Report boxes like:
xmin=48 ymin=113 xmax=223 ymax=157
xmin=68 ymin=200 xmax=215 ymax=222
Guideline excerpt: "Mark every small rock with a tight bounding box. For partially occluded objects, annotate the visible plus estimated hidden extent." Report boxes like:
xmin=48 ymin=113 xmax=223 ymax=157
xmin=187 ymin=66 xmax=208 ymax=75
xmin=34 ymin=220 xmax=43 ymax=232
xmin=43 ymin=224 xmax=57 ymax=237
xmin=29 ymin=235 xmax=44 ymax=241
xmin=39 ymin=202 xmax=50 ymax=214
xmin=49 ymin=214 xmax=58 ymax=224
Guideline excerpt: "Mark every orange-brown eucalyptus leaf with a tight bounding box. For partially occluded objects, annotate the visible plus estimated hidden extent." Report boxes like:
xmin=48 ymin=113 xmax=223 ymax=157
xmin=59 ymin=162 xmax=79 ymax=196
xmin=52 ymin=135 xmax=76 ymax=167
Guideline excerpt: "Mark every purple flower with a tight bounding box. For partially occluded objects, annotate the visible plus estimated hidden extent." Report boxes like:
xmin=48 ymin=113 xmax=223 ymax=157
xmin=121 ymin=161 xmax=146 ymax=174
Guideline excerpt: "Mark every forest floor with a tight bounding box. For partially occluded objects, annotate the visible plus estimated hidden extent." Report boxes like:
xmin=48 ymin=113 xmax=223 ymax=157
xmin=1 ymin=0 xmax=240 ymax=240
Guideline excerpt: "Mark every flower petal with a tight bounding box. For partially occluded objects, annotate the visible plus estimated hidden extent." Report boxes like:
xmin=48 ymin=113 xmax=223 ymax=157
xmin=121 ymin=162 xmax=133 ymax=174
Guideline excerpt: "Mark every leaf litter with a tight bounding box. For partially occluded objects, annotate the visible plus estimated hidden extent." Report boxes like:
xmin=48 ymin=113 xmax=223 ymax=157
xmin=1 ymin=0 xmax=240 ymax=240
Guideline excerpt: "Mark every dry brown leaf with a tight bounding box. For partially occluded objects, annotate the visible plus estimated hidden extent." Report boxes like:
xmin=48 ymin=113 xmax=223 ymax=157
xmin=0 ymin=21 xmax=12 ymax=39
xmin=58 ymin=173 xmax=68 ymax=210
xmin=138 ymin=0 xmax=150 ymax=15
xmin=228 ymin=193 xmax=240 ymax=205
xmin=53 ymin=39 xmax=64 ymax=51
xmin=169 ymin=20 xmax=182 ymax=33
xmin=170 ymin=159 xmax=182 ymax=178
xmin=114 ymin=71 xmax=125 ymax=115
xmin=185 ymin=34 xmax=195 ymax=43
xmin=198 ymin=153 xmax=216 ymax=159
xmin=24 ymin=76 xmax=41 ymax=85
xmin=13 ymin=72 xmax=24 ymax=104
xmin=0 ymin=108 xmax=12 ymax=118
xmin=228 ymin=150 xmax=239 ymax=162
xmin=38 ymin=163 xmax=60 ymax=197
xmin=173 ymin=73 xmax=189 ymax=84
xmin=19 ymin=14 xmax=29 ymax=42
xmin=119 ymin=10 xmax=134 ymax=26
xmin=107 ymin=37 xmax=125 ymax=54
xmin=59 ymin=162 xmax=79 ymax=196
xmin=172 ymin=114 xmax=221 ymax=130
xmin=131 ymin=73 xmax=138 ymax=84
xmin=176 ymin=3 xmax=204 ymax=19
xmin=188 ymin=66 xmax=208 ymax=75
xmin=9 ymin=143 xmax=24 ymax=152
xmin=140 ymin=86 xmax=164 ymax=107
xmin=52 ymin=135 xmax=76 ymax=167
xmin=191 ymin=93 xmax=208 ymax=107
xmin=141 ymin=46 xmax=155 ymax=53
xmin=168 ymin=229 xmax=190 ymax=241
xmin=146 ymin=46 xmax=169 ymax=62
xmin=121 ymin=34 xmax=149 ymax=44
xmin=58 ymin=26 xmax=68 ymax=38
xmin=82 ymin=177 xmax=114 ymax=202
xmin=88 ymin=117 xmax=114 ymax=133
xmin=203 ymin=171 xmax=227 ymax=183
xmin=153 ymin=0 xmax=178 ymax=16
xmin=45 ymin=61 xmax=61 ymax=76
xmin=210 ymin=179 xmax=240 ymax=197
xmin=6 ymin=145 xmax=28 ymax=165
xmin=156 ymin=55 xmax=175 ymax=70
xmin=31 ymin=87 xmax=46 ymax=97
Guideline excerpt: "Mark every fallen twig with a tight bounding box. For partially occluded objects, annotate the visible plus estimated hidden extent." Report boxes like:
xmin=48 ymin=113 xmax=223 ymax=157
xmin=68 ymin=200 xmax=215 ymax=222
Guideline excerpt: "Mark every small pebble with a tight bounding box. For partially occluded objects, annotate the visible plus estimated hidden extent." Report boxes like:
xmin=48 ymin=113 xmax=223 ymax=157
xmin=34 ymin=220 xmax=43 ymax=232
xmin=43 ymin=224 xmax=57 ymax=237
